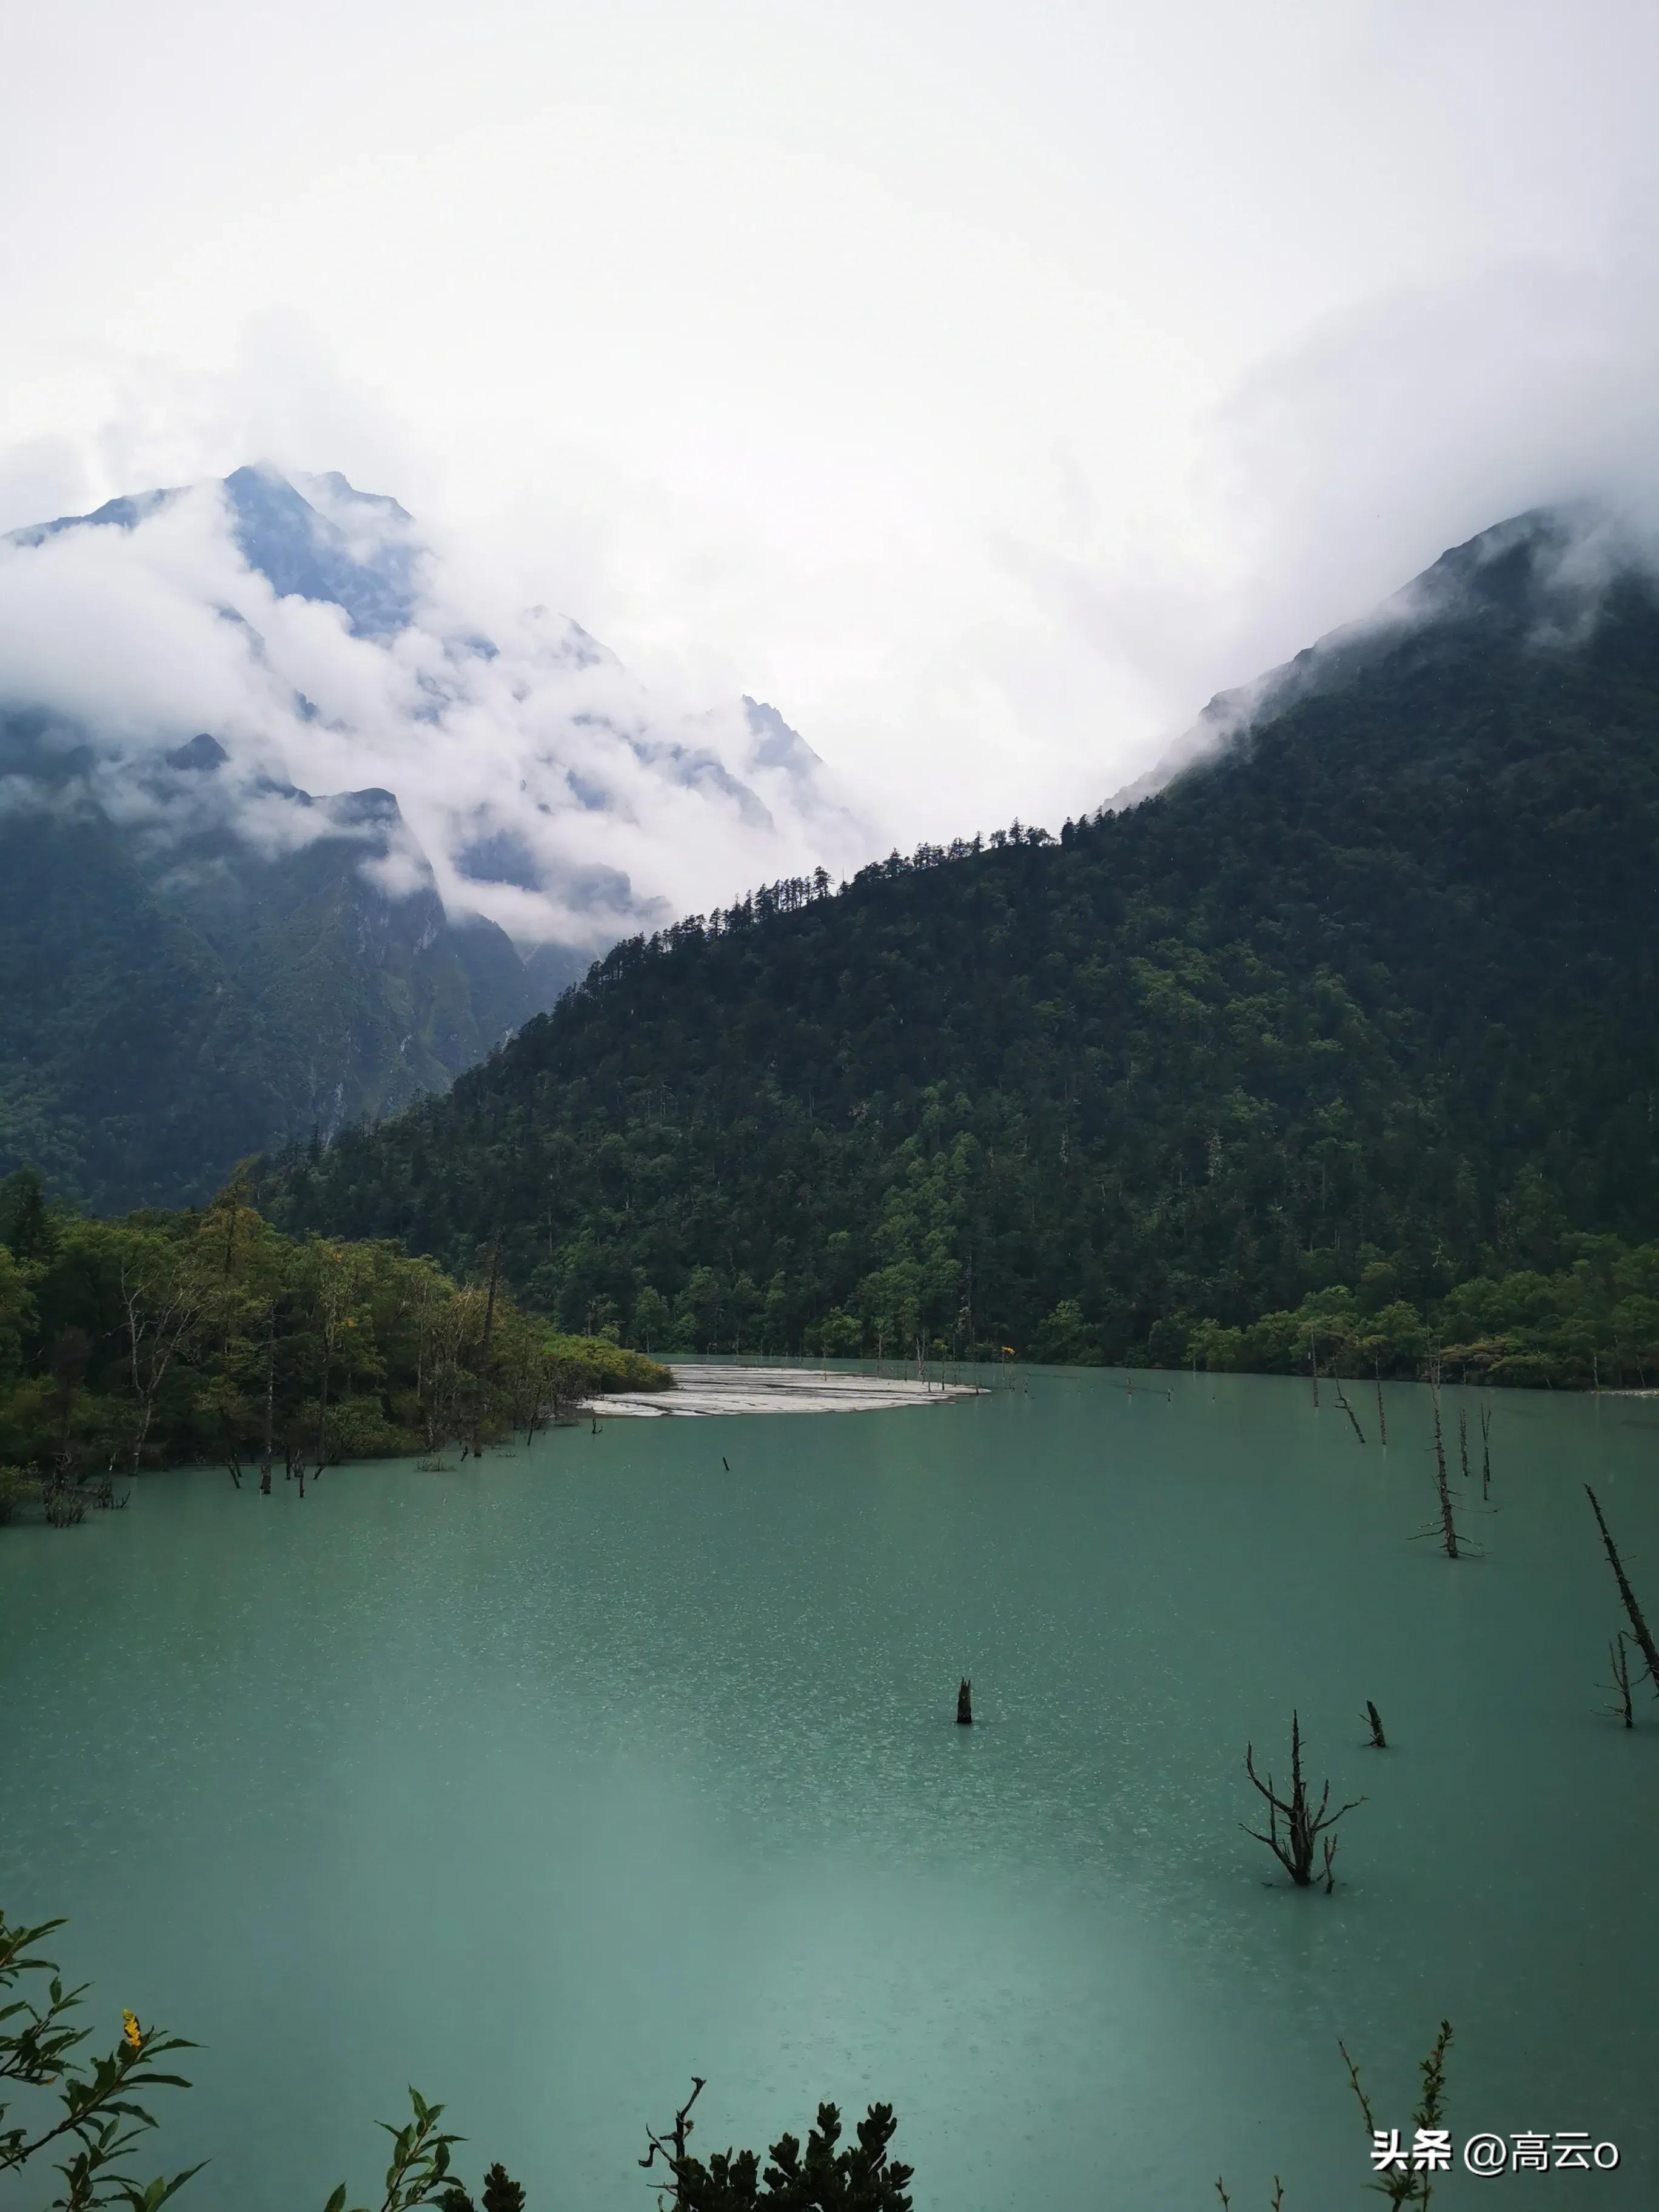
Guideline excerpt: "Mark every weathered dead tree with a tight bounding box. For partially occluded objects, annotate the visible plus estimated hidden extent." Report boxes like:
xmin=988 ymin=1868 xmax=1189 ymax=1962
xmin=1458 ymin=1406 xmax=1469 ymax=1481
xmin=1335 ymin=1384 xmax=1367 ymax=1444
xmin=956 ymin=1678 xmax=973 ymax=1725
xmin=1363 ymin=1700 xmax=1387 ymax=1749
xmin=1586 ymin=1485 xmax=1659 ymax=1695
xmin=1374 ymin=1362 xmax=1387 ymax=1446
xmin=1427 ymin=1387 xmax=1462 ymax=1558
xmin=1242 ymin=1712 xmax=1363 ymax=1891
xmin=118 ymin=1253 xmax=202 ymax=1480
xmin=1604 ymin=1635 xmax=1636 ymax=1729
xmin=1479 ymin=1403 xmax=1492 ymax=1497
xmin=639 ymin=2076 xmax=706 ymax=2192
xmin=1310 ymin=1346 xmax=1320 ymax=1408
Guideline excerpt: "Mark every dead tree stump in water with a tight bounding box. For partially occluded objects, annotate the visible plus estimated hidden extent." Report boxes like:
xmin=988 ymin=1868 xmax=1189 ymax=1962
xmin=956 ymin=1678 xmax=973 ymax=1725
xmin=1363 ymin=1700 xmax=1387 ymax=1749
xmin=1242 ymin=1711 xmax=1362 ymax=1891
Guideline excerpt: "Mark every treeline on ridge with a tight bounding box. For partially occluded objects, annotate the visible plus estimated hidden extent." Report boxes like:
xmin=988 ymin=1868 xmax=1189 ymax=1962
xmin=261 ymin=563 xmax=1659 ymax=1386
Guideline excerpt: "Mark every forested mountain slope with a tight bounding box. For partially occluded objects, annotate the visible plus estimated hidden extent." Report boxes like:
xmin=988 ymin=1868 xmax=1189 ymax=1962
xmin=0 ymin=725 xmax=554 ymax=1210
xmin=0 ymin=462 xmax=853 ymax=1210
xmin=270 ymin=512 xmax=1659 ymax=1372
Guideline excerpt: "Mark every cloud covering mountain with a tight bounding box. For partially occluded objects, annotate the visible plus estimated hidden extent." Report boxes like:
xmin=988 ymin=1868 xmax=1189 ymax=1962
xmin=0 ymin=463 xmax=868 ymax=964
xmin=1099 ymin=498 xmax=1659 ymax=811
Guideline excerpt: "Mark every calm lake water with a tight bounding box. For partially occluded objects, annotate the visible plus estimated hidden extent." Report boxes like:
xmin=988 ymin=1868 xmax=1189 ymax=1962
xmin=2 ymin=1369 xmax=1656 ymax=2208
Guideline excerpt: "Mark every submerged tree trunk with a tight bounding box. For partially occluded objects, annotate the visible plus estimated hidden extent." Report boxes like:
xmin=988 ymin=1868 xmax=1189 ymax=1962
xmin=1606 ymin=1636 xmax=1635 ymax=1729
xmin=1430 ymin=1388 xmax=1460 ymax=1558
xmin=1335 ymin=1385 xmax=1367 ymax=1444
xmin=956 ymin=1678 xmax=973 ymax=1725
xmin=1586 ymin=1485 xmax=1659 ymax=1692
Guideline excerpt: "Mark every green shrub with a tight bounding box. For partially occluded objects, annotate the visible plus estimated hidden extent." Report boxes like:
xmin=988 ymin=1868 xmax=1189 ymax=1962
xmin=543 ymin=1333 xmax=672 ymax=1395
xmin=0 ymin=1464 xmax=36 ymax=1523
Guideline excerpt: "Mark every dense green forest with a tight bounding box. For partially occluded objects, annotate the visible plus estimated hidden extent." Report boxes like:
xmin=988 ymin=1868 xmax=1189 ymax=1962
xmin=0 ymin=1168 xmax=665 ymax=1510
xmin=0 ymin=722 xmax=563 ymax=1213
xmin=266 ymin=520 xmax=1659 ymax=1387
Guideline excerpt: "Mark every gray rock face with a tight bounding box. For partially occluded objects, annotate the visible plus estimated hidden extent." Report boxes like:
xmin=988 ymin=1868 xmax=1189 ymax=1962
xmin=12 ymin=462 xmax=421 ymax=638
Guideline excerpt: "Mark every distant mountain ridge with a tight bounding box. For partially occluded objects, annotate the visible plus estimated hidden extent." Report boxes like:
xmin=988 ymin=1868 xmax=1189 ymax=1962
xmin=8 ymin=464 xmax=424 ymax=639
xmin=2 ymin=461 xmax=851 ymax=929
xmin=0 ymin=463 xmax=858 ymax=1207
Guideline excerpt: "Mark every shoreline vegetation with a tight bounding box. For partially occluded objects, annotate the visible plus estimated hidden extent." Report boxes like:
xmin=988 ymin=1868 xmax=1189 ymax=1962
xmin=3 ymin=1156 xmax=1655 ymax=1530
xmin=0 ymin=1165 xmax=668 ymax=1521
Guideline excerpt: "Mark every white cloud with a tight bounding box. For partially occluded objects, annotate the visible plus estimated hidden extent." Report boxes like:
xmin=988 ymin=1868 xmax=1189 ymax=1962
xmin=5 ymin=0 xmax=1659 ymax=845
xmin=0 ymin=477 xmax=870 ymax=950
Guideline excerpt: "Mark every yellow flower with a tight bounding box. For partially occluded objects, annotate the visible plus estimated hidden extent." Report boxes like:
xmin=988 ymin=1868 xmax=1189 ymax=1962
xmin=122 ymin=2010 xmax=142 ymax=2049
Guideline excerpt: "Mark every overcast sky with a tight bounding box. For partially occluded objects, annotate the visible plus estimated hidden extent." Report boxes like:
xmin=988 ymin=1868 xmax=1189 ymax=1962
xmin=5 ymin=0 xmax=1658 ymax=850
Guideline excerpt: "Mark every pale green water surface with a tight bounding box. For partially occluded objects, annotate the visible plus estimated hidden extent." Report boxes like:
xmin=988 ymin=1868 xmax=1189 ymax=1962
xmin=2 ymin=1369 xmax=1655 ymax=2207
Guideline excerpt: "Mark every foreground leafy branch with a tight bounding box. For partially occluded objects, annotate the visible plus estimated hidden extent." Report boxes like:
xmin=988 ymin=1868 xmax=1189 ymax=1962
xmin=0 ymin=1908 xmax=200 ymax=2210
xmin=641 ymin=2081 xmax=915 ymax=2210
xmin=1340 ymin=2021 xmax=1453 ymax=2209
xmin=1218 ymin=2022 xmax=1454 ymax=2209
xmin=323 ymin=2086 xmax=471 ymax=2212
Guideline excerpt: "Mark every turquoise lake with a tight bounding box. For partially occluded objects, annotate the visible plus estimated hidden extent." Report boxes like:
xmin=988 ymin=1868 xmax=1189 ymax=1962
xmin=1 ymin=1368 xmax=1655 ymax=2207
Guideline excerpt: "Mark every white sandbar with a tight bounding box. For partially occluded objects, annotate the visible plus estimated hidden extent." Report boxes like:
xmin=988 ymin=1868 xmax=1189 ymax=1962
xmin=589 ymin=1363 xmax=987 ymax=1416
